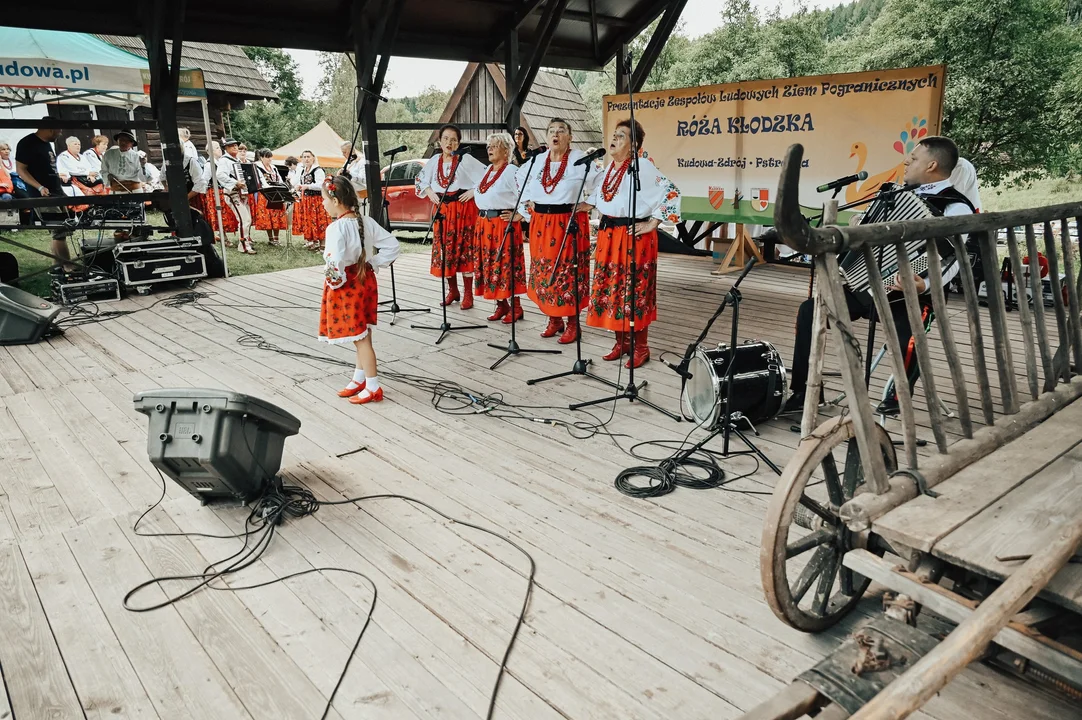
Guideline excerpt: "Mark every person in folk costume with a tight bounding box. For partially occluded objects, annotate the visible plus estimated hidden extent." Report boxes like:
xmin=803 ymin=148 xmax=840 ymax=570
xmin=319 ymin=175 xmax=401 ymax=405
xmin=201 ymin=141 xmax=239 ymax=245
xmin=80 ymin=135 xmax=108 ymax=176
xmin=252 ymin=148 xmax=288 ymax=246
xmin=56 ymin=136 xmax=106 ymax=199
xmin=293 ymin=149 xmax=332 ymax=251
xmin=415 ymin=123 xmax=486 ymax=308
xmin=581 ymin=119 xmax=680 ymax=369
xmin=342 ymin=141 xmax=367 ymax=194
xmin=237 ymin=143 xmax=259 ymax=223
xmin=787 ymin=135 xmax=975 ymax=415
xmin=217 ymin=137 xmax=256 ymax=254
xmin=518 ymin=117 xmax=602 ymax=343
xmin=471 ymin=131 xmax=528 ymax=323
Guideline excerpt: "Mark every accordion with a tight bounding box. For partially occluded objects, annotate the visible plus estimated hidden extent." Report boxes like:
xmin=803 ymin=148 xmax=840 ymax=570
xmin=838 ymin=186 xmax=941 ymax=300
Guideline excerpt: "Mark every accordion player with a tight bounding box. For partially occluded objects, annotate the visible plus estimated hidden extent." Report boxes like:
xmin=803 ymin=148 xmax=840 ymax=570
xmin=785 ymin=136 xmax=976 ymax=415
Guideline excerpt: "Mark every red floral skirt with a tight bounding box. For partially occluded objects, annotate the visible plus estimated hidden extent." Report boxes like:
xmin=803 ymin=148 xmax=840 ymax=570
xmin=587 ymin=224 xmax=658 ymax=332
xmin=474 ymin=215 xmax=526 ymax=300
xmin=253 ymin=192 xmax=288 ymax=230
xmin=430 ymin=197 xmax=478 ymax=277
xmin=294 ymin=193 xmax=330 ymax=241
xmin=203 ymin=189 xmax=238 ymax=233
xmin=526 ymin=210 xmax=590 ymax=316
xmin=319 ymin=263 xmax=378 ymax=344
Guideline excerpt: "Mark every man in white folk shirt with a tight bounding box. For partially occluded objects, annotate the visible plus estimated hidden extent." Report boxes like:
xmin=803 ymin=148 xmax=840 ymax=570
xmin=787 ymin=135 xmax=976 ymax=416
xmin=100 ymin=130 xmax=148 ymax=192
xmin=216 ymin=137 xmax=255 ymax=254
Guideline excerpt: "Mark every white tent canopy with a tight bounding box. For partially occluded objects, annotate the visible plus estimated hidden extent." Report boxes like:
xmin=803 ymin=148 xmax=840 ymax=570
xmin=272 ymin=121 xmax=353 ymax=169
xmin=0 ymin=27 xmax=206 ymax=109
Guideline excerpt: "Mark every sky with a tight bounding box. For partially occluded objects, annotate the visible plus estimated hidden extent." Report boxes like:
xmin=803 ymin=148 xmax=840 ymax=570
xmin=286 ymin=0 xmax=846 ymax=99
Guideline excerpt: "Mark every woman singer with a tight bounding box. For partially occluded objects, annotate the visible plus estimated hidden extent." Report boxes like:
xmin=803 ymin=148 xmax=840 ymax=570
xmin=472 ymin=132 xmax=527 ymax=323
xmin=414 ymin=124 xmax=486 ymax=308
xmin=582 ymin=119 xmax=679 ymax=368
xmin=293 ymin=150 xmax=331 ymax=251
xmin=253 ymin=148 xmax=288 ymax=247
xmin=517 ymin=117 xmax=601 ymax=343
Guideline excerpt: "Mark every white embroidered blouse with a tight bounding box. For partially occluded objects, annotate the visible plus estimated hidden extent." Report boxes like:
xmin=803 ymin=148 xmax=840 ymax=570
xmin=323 ymin=215 xmax=401 ymax=289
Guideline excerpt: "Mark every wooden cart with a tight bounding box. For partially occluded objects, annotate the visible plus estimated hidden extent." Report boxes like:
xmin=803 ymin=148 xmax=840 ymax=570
xmin=744 ymin=144 xmax=1082 ymax=719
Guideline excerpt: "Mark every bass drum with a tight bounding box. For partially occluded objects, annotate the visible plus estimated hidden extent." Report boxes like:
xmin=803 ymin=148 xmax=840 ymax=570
xmin=681 ymin=340 xmax=788 ymax=428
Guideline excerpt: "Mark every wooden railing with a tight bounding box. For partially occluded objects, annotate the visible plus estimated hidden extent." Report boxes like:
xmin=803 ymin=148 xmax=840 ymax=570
xmin=774 ymin=144 xmax=1082 ymax=531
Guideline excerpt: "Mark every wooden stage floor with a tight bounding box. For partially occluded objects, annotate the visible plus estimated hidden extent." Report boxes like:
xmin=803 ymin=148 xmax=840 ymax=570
xmin=0 ymin=250 xmax=1077 ymax=719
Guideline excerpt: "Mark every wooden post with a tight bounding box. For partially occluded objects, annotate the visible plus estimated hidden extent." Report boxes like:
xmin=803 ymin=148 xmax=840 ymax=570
xmin=1059 ymin=218 xmax=1082 ymax=371
xmin=800 ymin=201 xmax=837 ymax=436
xmin=896 ymin=244 xmax=949 ymax=453
xmin=849 ymin=512 xmax=1082 ymax=720
xmin=1043 ymin=221 xmax=1072 ymax=382
xmin=925 ymin=240 xmax=973 ymax=438
xmin=951 ymin=234 xmax=997 ymax=423
xmin=1025 ymin=224 xmax=1057 ymax=392
xmin=978 ymin=229 xmax=1019 ymax=413
xmin=861 ymin=243 xmax=920 ymax=466
xmin=820 ymin=254 xmax=890 ymax=495
xmin=712 ymin=224 xmax=764 ymax=275
xmin=1006 ymin=228 xmax=1040 ymax=400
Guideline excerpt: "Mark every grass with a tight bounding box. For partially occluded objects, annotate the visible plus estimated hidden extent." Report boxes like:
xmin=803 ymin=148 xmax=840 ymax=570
xmin=982 ymin=176 xmax=1082 ymax=212
xmin=3 ymin=212 xmax=427 ymax=300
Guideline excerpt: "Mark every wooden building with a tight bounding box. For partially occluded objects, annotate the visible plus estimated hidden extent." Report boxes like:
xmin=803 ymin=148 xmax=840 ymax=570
xmin=432 ymin=62 xmax=603 ymax=152
xmin=47 ymin=37 xmax=276 ymax=164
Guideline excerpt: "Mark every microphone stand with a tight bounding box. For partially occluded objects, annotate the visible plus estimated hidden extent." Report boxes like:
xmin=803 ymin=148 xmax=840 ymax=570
xmin=569 ymin=51 xmax=680 ymax=422
xmin=488 ymin=151 xmax=562 ymax=370
xmin=527 ymin=151 xmax=621 ymax=392
xmin=377 ymin=147 xmax=430 ymax=324
xmin=411 ymin=152 xmax=485 ymax=344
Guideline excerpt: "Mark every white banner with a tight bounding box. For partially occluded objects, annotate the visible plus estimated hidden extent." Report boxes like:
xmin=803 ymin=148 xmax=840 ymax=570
xmin=0 ymin=58 xmax=145 ymax=95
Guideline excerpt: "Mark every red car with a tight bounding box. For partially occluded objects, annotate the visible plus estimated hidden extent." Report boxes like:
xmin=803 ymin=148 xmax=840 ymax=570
xmin=380 ymin=142 xmax=489 ymax=231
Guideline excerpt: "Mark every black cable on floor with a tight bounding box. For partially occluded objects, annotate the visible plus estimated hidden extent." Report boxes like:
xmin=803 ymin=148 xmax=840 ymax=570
xmin=126 ymin=468 xmax=534 ymax=720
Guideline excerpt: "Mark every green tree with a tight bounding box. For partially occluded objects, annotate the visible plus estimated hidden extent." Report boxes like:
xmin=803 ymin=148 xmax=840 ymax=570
xmin=838 ymin=0 xmax=1082 ymax=183
xmin=229 ymin=46 xmax=319 ymax=151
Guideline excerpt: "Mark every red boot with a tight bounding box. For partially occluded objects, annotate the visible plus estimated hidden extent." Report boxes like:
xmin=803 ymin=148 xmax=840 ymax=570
xmin=625 ymin=328 xmax=651 ymax=368
xmin=540 ymin=316 xmax=565 ymax=338
xmin=502 ymin=297 xmax=524 ymax=324
xmin=487 ymin=300 xmax=510 ymax=321
xmin=558 ymin=315 xmax=580 ymax=344
xmin=461 ymin=277 xmax=475 ymax=310
xmin=441 ymin=275 xmax=460 ymax=306
xmin=602 ymin=332 xmax=627 ymax=361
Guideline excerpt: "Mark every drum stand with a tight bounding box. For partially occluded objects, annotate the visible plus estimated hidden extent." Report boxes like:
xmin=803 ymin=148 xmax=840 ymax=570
xmin=378 ymin=147 xmax=429 ymax=325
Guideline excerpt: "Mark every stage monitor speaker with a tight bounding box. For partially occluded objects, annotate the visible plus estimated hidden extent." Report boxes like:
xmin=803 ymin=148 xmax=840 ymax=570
xmin=133 ymin=388 xmax=301 ymax=504
xmin=0 ymin=283 xmax=60 ymax=345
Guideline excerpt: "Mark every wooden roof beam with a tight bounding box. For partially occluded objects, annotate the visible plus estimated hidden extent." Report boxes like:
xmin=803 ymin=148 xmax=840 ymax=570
xmin=506 ymin=0 xmax=570 ymax=115
xmin=630 ymin=0 xmax=688 ymax=91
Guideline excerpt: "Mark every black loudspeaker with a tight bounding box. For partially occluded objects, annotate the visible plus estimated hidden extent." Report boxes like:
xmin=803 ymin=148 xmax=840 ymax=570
xmin=133 ymin=388 xmax=302 ymax=505
xmin=0 ymin=252 xmax=17 ymax=284
xmin=0 ymin=283 xmax=60 ymax=345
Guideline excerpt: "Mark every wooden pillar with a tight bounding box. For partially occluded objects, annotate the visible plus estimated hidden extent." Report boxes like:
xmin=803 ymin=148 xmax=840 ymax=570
xmin=615 ymin=43 xmax=631 ymax=95
xmin=141 ymin=0 xmax=193 ymax=239
xmin=503 ymin=31 xmax=521 ymax=131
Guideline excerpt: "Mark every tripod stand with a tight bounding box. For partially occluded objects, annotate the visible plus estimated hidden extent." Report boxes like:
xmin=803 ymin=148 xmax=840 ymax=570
xmin=526 ymin=155 xmax=620 ymax=392
xmin=567 ymin=50 xmax=679 ymax=422
xmin=488 ymin=151 xmax=561 ymax=370
xmin=377 ymin=148 xmax=429 ymax=325
xmin=411 ymin=154 xmax=485 ymax=344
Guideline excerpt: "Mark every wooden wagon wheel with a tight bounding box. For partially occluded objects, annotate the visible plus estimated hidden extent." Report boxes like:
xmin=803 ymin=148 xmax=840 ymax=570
xmin=760 ymin=415 xmax=897 ymax=632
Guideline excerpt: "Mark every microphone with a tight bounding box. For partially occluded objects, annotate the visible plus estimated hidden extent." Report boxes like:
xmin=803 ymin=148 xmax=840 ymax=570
xmin=574 ymin=148 xmax=606 ymax=166
xmin=383 ymin=145 xmax=407 ymax=157
xmin=452 ymin=146 xmax=471 ymax=157
xmin=526 ymin=145 xmax=548 ymax=159
xmin=816 ymin=170 xmax=868 ymax=193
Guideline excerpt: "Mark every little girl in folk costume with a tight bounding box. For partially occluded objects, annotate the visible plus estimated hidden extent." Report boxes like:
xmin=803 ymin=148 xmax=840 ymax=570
xmin=319 ymin=175 xmax=401 ymax=404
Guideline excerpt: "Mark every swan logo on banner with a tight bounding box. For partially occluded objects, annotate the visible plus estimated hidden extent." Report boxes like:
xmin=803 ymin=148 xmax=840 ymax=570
xmin=708 ymin=186 xmax=725 ymax=210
